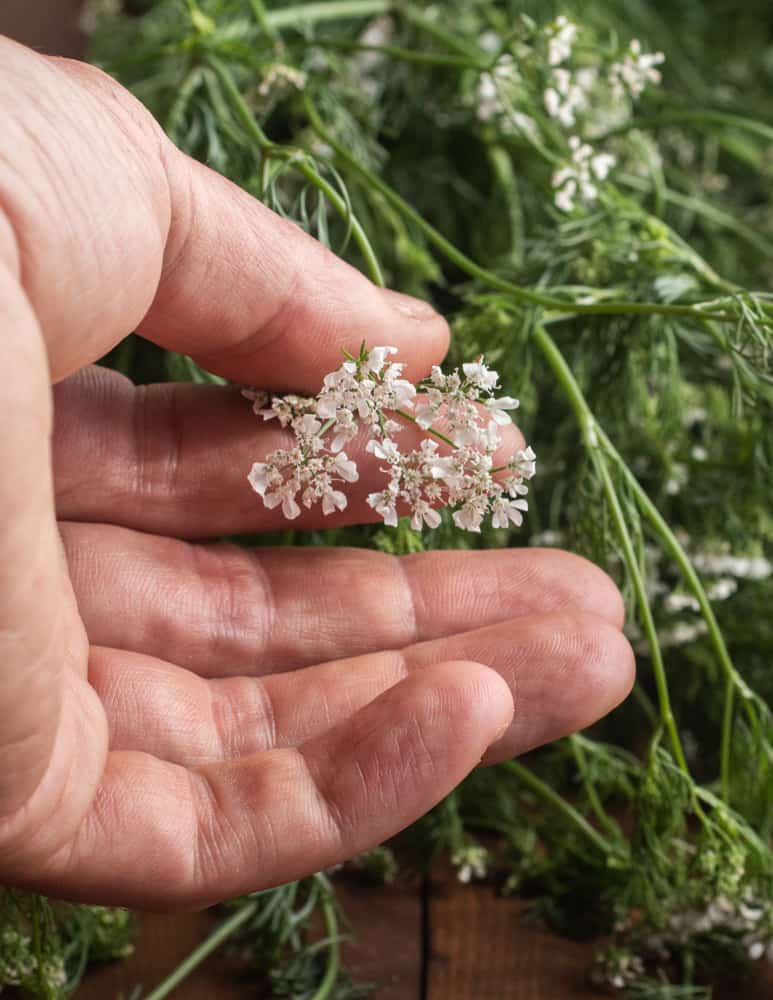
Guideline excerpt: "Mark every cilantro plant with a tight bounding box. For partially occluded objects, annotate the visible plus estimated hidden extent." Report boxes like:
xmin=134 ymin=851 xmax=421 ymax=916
xmin=3 ymin=1 xmax=773 ymax=997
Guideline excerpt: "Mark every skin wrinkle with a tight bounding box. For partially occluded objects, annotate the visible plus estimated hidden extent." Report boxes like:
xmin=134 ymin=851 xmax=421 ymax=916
xmin=213 ymin=546 xmax=278 ymax=671
xmin=210 ymin=675 xmax=277 ymax=760
xmin=132 ymin=384 xmax=184 ymax=503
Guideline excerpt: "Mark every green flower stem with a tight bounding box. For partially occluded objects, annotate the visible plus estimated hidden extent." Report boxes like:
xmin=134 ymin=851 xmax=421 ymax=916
xmin=142 ymin=901 xmax=258 ymax=1000
xmin=602 ymin=108 xmax=773 ymax=146
xmin=310 ymin=875 xmax=341 ymax=1000
xmin=266 ymin=0 xmax=390 ymax=31
xmin=595 ymin=426 xmax=756 ymax=800
xmin=319 ymin=39 xmax=487 ymax=69
xmin=395 ymin=409 xmax=457 ymax=449
xmin=592 ymin=438 xmax=690 ymax=775
xmin=502 ymin=760 xmax=619 ymax=857
xmin=530 ymin=327 xmax=689 ymax=774
xmin=399 ymin=6 xmax=484 ymax=59
xmin=208 ymin=58 xmax=384 ymax=285
xmin=303 ymin=97 xmax=755 ymax=326
xmin=249 ymin=0 xmax=278 ymax=40
xmin=569 ymin=734 xmax=622 ymax=841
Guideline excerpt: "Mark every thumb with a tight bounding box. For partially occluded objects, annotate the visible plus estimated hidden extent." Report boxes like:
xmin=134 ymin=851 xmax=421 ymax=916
xmin=0 ymin=264 xmax=105 ymax=839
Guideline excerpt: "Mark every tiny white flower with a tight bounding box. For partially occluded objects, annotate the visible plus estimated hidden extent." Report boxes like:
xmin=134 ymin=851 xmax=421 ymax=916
xmin=452 ymin=504 xmax=485 ymax=533
xmin=486 ymin=395 xmax=520 ymax=425
xmin=322 ymin=489 xmax=348 ymax=515
xmin=248 ymin=462 xmax=269 ymax=496
xmin=463 ymin=361 xmax=499 ymax=390
xmin=366 ymin=345 xmax=399 ymax=373
xmin=367 ymin=489 xmax=399 ymax=526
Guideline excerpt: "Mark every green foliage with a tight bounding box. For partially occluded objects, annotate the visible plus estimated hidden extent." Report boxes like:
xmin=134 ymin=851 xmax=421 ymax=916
xmin=5 ymin=0 xmax=773 ymax=996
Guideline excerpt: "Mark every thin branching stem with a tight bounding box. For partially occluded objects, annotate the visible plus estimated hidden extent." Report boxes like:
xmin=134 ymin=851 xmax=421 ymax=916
xmin=303 ymin=97 xmax=762 ymax=326
xmin=310 ymin=874 xmax=341 ymax=1000
xmin=209 ymin=59 xmax=384 ymax=284
xmin=502 ymin=760 xmax=619 ymax=857
xmin=569 ymin=734 xmax=623 ymax=841
xmin=266 ymin=0 xmax=390 ymax=32
xmin=532 ymin=326 xmax=690 ymax=774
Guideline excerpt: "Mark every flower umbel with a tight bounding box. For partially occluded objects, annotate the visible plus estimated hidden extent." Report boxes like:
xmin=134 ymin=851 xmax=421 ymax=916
xmin=245 ymin=345 xmax=535 ymax=532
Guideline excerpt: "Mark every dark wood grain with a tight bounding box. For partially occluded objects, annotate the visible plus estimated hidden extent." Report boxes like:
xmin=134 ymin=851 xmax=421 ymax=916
xmin=426 ymin=874 xmax=602 ymax=1000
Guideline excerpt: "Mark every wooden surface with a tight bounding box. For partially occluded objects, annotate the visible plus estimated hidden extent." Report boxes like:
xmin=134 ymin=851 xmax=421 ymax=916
xmin=72 ymin=872 xmax=601 ymax=1000
xmin=56 ymin=869 xmax=773 ymax=999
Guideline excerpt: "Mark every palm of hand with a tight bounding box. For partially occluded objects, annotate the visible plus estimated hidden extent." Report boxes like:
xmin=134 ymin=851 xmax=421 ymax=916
xmin=0 ymin=40 xmax=633 ymax=908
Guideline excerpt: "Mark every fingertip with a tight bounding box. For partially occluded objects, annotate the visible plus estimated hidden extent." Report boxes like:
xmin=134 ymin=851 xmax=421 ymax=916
xmin=375 ymin=288 xmax=450 ymax=380
xmin=422 ymin=659 xmax=515 ymax=754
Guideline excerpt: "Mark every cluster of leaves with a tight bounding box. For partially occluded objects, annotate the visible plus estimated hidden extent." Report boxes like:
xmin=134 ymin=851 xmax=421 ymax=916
xmin=4 ymin=0 xmax=773 ymax=997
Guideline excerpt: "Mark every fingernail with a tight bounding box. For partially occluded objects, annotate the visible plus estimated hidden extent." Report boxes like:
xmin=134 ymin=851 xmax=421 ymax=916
xmin=381 ymin=288 xmax=439 ymax=321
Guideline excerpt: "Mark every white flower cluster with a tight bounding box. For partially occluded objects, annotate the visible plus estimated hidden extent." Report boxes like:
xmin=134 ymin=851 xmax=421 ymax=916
xmin=692 ymin=551 xmax=772 ymax=581
xmin=452 ymin=843 xmax=490 ymax=884
xmin=0 ymin=926 xmax=66 ymax=990
xmin=246 ymin=346 xmax=536 ymax=533
xmin=650 ymin=894 xmax=773 ymax=965
xmin=552 ymin=136 xmax=617 ymax=213
xmin=544 ymin=65 xmax=597 ymax=129
xmin=538 ymin=17 xmax=664 ymax=212
xmin=545 ymin=14 xmax=578 ymax=67
xmin=257 ymin=64 xmax=308 ymax=100
xmin=476 ymin=54 xmax=519 ymax=123
xmin=542 ymin=16 xmax=595 ymax=130
xmin=609 ymin=39 xmax=665 ymax=101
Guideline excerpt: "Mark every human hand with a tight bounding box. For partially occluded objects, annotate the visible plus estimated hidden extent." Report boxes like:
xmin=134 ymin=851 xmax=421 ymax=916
xmin=0 ymin=37 xmax=634 ymax=909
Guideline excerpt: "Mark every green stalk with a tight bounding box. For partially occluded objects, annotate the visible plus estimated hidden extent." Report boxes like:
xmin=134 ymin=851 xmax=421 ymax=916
xmin=303 ymin=97 xmax=753 ymax=326
xmin=532 ymin=326 xmax=689 ymax=774
xmin=142 ymin=901 xmax=258 ymax=1000
xmin=395 ymin=408 xmax=457 ymax=449
xmin=266 ymin=0 xmax=390 ymax=31
xmin=208 ymin=59 xmax=384 ymax=284
xmin=602 ymin=108 xmax=773 ymax=146
xmin=595 ymin=426 xmax=756 ymax=799
xmin=310 ymin=874 xmax=341 ymax=1000
xmin=399 ymin=6 xmax=483 ymax=59
xmin=502 ymin=760 xmax=619 ymax=857
xmin=249 ymin=0 xmax=278 ymax=40
xmin=569 ymin=734 xmax=622 ymax=842
xmin=593 ymin=441 xmax=689 ymax=774
xmin=320 ymin=38 xmax=486 ymax=69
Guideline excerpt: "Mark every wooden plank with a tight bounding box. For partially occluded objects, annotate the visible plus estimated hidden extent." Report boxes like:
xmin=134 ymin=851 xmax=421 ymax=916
xmin=426 ymin=873 xmax=603 ymax=1000
xmin=337 ymin=874 xmax=423 ymax=1000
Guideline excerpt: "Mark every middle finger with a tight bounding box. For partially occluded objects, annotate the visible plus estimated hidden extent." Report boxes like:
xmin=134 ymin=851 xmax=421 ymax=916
xmin=62 ymin=521 xmax=624 ymax=677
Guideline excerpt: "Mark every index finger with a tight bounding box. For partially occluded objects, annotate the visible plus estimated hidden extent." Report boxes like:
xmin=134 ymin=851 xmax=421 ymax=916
xmin=146 ymin=156 xmax=450 ymax=391
xmin=1 ymin=40 xmax=449 ymax=387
